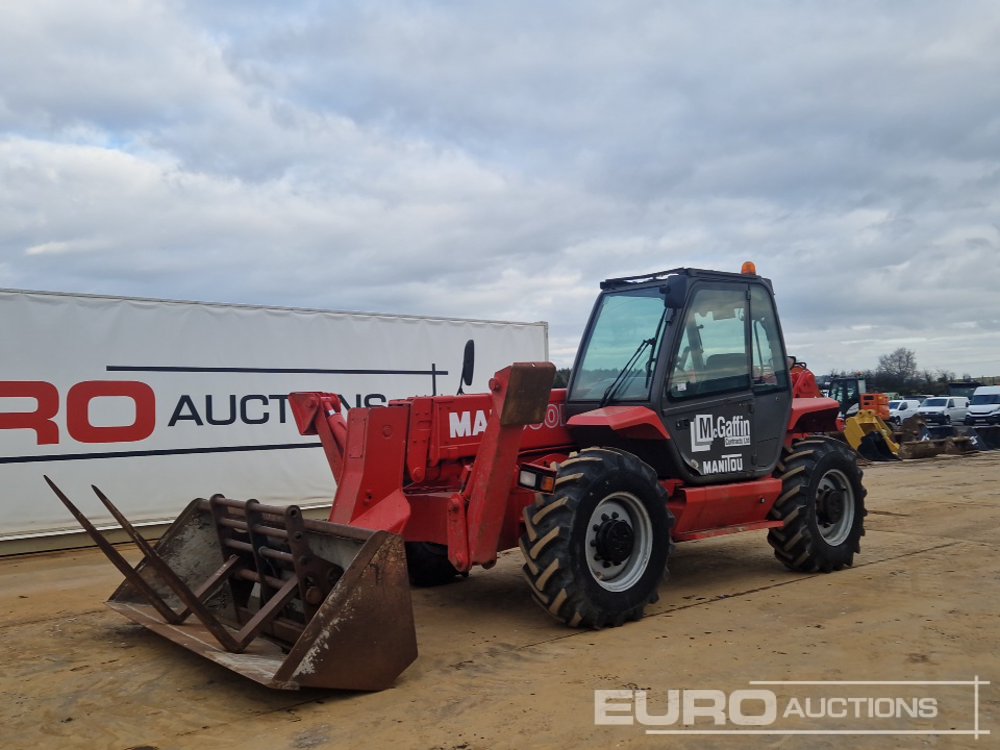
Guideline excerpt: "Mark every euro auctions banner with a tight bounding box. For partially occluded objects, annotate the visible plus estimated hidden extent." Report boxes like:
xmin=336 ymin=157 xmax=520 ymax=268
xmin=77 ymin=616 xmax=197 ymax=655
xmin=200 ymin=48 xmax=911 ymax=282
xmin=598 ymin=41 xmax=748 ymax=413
xmin=0 ymin=290 xmax=548 ymax=540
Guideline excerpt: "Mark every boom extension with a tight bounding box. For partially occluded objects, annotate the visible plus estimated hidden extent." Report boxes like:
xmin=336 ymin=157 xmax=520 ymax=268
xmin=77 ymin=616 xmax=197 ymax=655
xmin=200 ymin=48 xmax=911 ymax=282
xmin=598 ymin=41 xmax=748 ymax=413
xmin=290 ymin=362 xmax=556 ymax=571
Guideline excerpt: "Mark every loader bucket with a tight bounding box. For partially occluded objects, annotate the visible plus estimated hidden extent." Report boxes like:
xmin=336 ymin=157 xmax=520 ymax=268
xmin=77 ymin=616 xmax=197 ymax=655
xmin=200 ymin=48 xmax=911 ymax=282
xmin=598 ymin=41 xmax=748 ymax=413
xmin=968 ymin=425 xmax=1000 ymax=451
xmin=925 ymin=425 xmax=958 ymax=441
xmin=46 ymin=477 xmax=417 ymax=691
xmin=896 ymin=425 xmax=981 ymax=459
xmin=927 ymin=425 xmax=1000 ymax=453
xmin=857 ymin=432 xmax=901 ymax=461
xmin=941 ymin=426 xmax=980 ymax=455
xmin=895 ymin=415 xmax=929 ymax=443
xmin=897 ymin=439 xmax=951 ymax=460
xmin=844 ymin=411 xmax=900 ymax=462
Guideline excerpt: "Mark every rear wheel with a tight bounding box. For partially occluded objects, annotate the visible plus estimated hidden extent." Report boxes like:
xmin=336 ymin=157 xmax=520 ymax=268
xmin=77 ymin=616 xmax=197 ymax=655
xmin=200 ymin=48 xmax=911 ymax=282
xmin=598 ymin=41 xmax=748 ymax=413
xmin=519 ymin=447 xmax=673 ymax=627
xmin=767 ymin=437 xmax=867 ymax=572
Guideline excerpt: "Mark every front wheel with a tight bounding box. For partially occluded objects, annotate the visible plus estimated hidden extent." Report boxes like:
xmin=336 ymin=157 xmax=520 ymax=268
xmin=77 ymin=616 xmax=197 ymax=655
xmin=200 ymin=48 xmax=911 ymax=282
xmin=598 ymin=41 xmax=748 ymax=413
xmin=767 ymin=437 xmax=867 ymax=572
xmin=405 ymin=542 xmax=465 ymax=586
xmin=519 ymin=447 xmax=673 ymax=628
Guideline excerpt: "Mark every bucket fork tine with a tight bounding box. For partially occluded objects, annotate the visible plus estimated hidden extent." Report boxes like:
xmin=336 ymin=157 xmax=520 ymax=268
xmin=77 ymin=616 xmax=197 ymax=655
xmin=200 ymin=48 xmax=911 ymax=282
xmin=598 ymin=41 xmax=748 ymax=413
xmin=89 ymin=484 xmax=244 ymax=652
xmin=47 ymin=478 xmax=418 ymax=690
xmin=44 ymin=475 xmax=182 ymax=625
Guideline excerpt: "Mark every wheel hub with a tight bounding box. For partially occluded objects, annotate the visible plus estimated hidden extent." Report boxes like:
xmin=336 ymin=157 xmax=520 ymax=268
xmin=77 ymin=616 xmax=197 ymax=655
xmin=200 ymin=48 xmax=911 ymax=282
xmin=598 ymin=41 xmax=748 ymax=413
xmin=815 ymin=468 xmax=856 ymax=546
xmin=584 ymin=493 xmax=655 ymax=592
xmin=817 ymin=487 xmax=845 ymax=526
xmin=593 ymin=518 xmax=635 ymax=565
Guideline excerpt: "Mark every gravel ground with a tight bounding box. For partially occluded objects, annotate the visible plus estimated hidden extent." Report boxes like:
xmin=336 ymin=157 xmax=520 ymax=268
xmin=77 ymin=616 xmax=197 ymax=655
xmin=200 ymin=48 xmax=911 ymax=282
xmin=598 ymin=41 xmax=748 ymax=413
xmin=1 ymin=452 xmax=997 ymax=749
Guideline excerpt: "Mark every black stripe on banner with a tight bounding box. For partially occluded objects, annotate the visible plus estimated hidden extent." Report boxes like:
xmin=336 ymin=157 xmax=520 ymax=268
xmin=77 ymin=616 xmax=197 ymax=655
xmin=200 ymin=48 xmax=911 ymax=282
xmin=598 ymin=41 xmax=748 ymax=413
xmin=0 ymin=442 xmax=322 ymax=464
xmin=106 ymin=366 xmax=447 ymax=375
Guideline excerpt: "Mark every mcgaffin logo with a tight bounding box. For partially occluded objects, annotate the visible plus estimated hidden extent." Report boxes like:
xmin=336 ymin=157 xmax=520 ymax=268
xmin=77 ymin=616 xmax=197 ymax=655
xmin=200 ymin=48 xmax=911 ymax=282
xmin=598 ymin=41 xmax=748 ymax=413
xmin=691 ymin=414 xmax=751 ymax=453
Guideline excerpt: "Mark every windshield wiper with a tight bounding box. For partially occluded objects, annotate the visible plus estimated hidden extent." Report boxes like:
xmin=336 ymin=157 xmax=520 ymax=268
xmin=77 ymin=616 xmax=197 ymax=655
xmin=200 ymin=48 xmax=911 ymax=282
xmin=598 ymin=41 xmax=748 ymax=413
xmin=600 ymin=337 xmax=654 ymax=407
xmin=644 ymin=308 xmax=670 ymax=387
xmin=599 ymin=309 xmax=668 ymax=407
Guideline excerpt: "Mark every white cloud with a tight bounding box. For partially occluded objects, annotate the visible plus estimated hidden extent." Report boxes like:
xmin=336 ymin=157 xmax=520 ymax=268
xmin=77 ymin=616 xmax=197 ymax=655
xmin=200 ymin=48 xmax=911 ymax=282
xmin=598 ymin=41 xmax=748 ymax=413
xmin=1 ymin=0 xmax=999 ymax=377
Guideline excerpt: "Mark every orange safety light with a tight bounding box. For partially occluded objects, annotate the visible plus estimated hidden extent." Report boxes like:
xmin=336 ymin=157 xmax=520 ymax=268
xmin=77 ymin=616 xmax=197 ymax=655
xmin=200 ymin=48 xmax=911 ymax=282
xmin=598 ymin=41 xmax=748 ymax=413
xmin=741 ymin=261 xmax=757 ymax=275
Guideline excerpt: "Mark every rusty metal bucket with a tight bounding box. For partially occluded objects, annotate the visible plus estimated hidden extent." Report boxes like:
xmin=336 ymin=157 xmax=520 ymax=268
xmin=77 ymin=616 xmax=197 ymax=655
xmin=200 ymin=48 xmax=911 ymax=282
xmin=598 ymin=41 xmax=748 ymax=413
xmin=46 ymin=477 xmax=417 ymax=691
xmin=974 ymin=425 xmax=1000 ymax=450
xmin=899 ymin=424 xmax=1000 ymax=457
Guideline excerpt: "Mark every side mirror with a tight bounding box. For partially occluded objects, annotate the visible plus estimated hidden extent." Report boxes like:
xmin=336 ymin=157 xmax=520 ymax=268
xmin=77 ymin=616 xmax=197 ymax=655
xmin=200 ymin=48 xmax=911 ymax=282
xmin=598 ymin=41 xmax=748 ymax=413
xmin=661 ymin=276 xmax=689 ymax=309
xmin=457 ymin=339 xmax=475 ymax=395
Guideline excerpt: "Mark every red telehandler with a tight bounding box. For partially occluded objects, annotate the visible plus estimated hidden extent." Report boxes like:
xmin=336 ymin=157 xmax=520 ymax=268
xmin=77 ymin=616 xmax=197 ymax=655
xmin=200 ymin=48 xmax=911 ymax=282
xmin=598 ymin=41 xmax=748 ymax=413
xmin=51 ymin=263 xmax=867 ymax=691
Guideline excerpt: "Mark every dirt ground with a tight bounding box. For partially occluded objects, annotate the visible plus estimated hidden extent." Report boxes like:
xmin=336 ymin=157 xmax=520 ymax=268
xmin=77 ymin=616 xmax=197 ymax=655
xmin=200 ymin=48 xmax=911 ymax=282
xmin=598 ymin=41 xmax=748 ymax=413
xmin=1 ymin=452 xmax=997 ymax=750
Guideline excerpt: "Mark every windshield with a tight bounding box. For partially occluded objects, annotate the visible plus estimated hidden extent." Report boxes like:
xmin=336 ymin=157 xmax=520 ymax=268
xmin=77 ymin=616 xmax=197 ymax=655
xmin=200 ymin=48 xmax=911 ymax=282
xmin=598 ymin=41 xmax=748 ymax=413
xmin=971 ymin=393 xmax=1000 ymax=406
xmin=569 ymin=287 xmax=668 ymax=401
xmin=922 ymin=398 xmax=947 ymax=407
xmin=889 ymin=401 xmax=901 ymax=409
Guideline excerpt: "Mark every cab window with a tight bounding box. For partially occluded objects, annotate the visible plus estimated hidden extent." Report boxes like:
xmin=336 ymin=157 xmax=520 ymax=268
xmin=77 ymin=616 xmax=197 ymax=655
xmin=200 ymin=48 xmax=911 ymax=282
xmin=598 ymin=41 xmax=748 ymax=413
xmin=749 ymin=285 xmax=789 ymax=392
xmin=667 ymin=287 xmax=749 ymax=400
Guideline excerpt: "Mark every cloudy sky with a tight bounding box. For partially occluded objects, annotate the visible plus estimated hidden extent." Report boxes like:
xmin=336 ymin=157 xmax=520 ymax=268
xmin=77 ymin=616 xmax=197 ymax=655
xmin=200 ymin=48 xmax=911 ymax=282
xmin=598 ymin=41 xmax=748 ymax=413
xmin=2 ymin=1 xmax=999 ymax=376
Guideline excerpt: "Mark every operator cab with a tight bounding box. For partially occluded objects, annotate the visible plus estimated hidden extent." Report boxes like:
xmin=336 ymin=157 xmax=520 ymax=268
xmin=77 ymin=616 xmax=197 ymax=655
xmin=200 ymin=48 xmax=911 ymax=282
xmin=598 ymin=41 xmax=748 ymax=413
xmin=564 ymin=265 xmax=793 ymax=485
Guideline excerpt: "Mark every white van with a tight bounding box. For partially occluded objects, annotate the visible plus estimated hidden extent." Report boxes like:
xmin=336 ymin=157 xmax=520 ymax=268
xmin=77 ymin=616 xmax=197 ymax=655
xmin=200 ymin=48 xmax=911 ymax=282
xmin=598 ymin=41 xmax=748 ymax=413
xmin=965 ymin=386 xmax=1000 ymax=425
xmin=917 ymin=396 xmax=969 ymax=425
xmin=888 ymin=399 xmax=924 ymax=425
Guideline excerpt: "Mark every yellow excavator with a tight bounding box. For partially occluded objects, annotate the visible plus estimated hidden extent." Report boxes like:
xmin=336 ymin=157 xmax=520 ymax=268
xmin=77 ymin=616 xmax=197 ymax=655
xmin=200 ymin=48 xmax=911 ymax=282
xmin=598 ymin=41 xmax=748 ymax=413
xmin=826 ymin=377 xmax=900 ymax=461
xmin=825 ymin=377 xmax=980 ymax=460
xmin=843 ymin=394 xmax=901 ymax=461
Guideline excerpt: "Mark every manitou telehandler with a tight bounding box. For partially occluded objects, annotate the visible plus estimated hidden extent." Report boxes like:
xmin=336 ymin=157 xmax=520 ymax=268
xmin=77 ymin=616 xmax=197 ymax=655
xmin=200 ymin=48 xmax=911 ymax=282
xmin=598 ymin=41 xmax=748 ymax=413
xmin=51 ymin=262 xmax=867 ymax=691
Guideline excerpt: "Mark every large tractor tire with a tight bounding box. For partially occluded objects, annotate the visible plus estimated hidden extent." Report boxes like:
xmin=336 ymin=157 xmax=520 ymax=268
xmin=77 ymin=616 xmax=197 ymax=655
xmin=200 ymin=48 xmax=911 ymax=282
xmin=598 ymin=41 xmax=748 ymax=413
xmin=519 ymin=447 xmax=674 ymax=628
xmin=767 ymin=436 xmax=867 ymax=573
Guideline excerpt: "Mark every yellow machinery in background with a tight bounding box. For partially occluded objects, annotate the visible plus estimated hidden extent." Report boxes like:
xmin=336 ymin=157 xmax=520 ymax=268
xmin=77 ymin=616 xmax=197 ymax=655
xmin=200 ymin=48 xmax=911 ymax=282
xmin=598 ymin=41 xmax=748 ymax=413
xmin=844 ymin=393 xmax=900 ymax=460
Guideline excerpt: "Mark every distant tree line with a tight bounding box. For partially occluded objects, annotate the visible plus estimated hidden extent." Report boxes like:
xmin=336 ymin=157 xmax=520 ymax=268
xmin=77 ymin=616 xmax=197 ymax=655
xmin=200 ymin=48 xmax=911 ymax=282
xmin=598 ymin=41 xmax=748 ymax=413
xmin=552 ymin=347 xmax=974 ymax=397
xmin=824 ymin=347 xmax=972 ymax=396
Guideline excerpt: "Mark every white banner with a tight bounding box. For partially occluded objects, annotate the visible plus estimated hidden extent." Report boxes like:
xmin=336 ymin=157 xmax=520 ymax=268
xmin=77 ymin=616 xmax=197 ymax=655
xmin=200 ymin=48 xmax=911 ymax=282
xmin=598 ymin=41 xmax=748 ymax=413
xmin=0 ymin=290 xmax=548 ymax=539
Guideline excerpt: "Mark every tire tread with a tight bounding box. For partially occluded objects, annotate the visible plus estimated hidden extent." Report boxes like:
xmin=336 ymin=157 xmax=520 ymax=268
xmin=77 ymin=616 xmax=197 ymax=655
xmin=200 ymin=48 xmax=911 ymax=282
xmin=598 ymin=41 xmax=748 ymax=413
xmin=519 ymin=447 xmax=674 ymax=628
xmin=767 ymin=436 xmax=867 ymax=573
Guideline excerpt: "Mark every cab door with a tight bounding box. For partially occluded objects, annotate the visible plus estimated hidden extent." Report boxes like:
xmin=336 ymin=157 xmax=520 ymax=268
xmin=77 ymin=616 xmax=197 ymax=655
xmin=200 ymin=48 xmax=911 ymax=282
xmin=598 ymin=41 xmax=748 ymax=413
xmin=659 ymin=281 xmax=791 ymax=484
xmin=660 ymin=283 xmax=755 ymax=484
xmin=746 ymin=284 xmax=792 ymax=472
